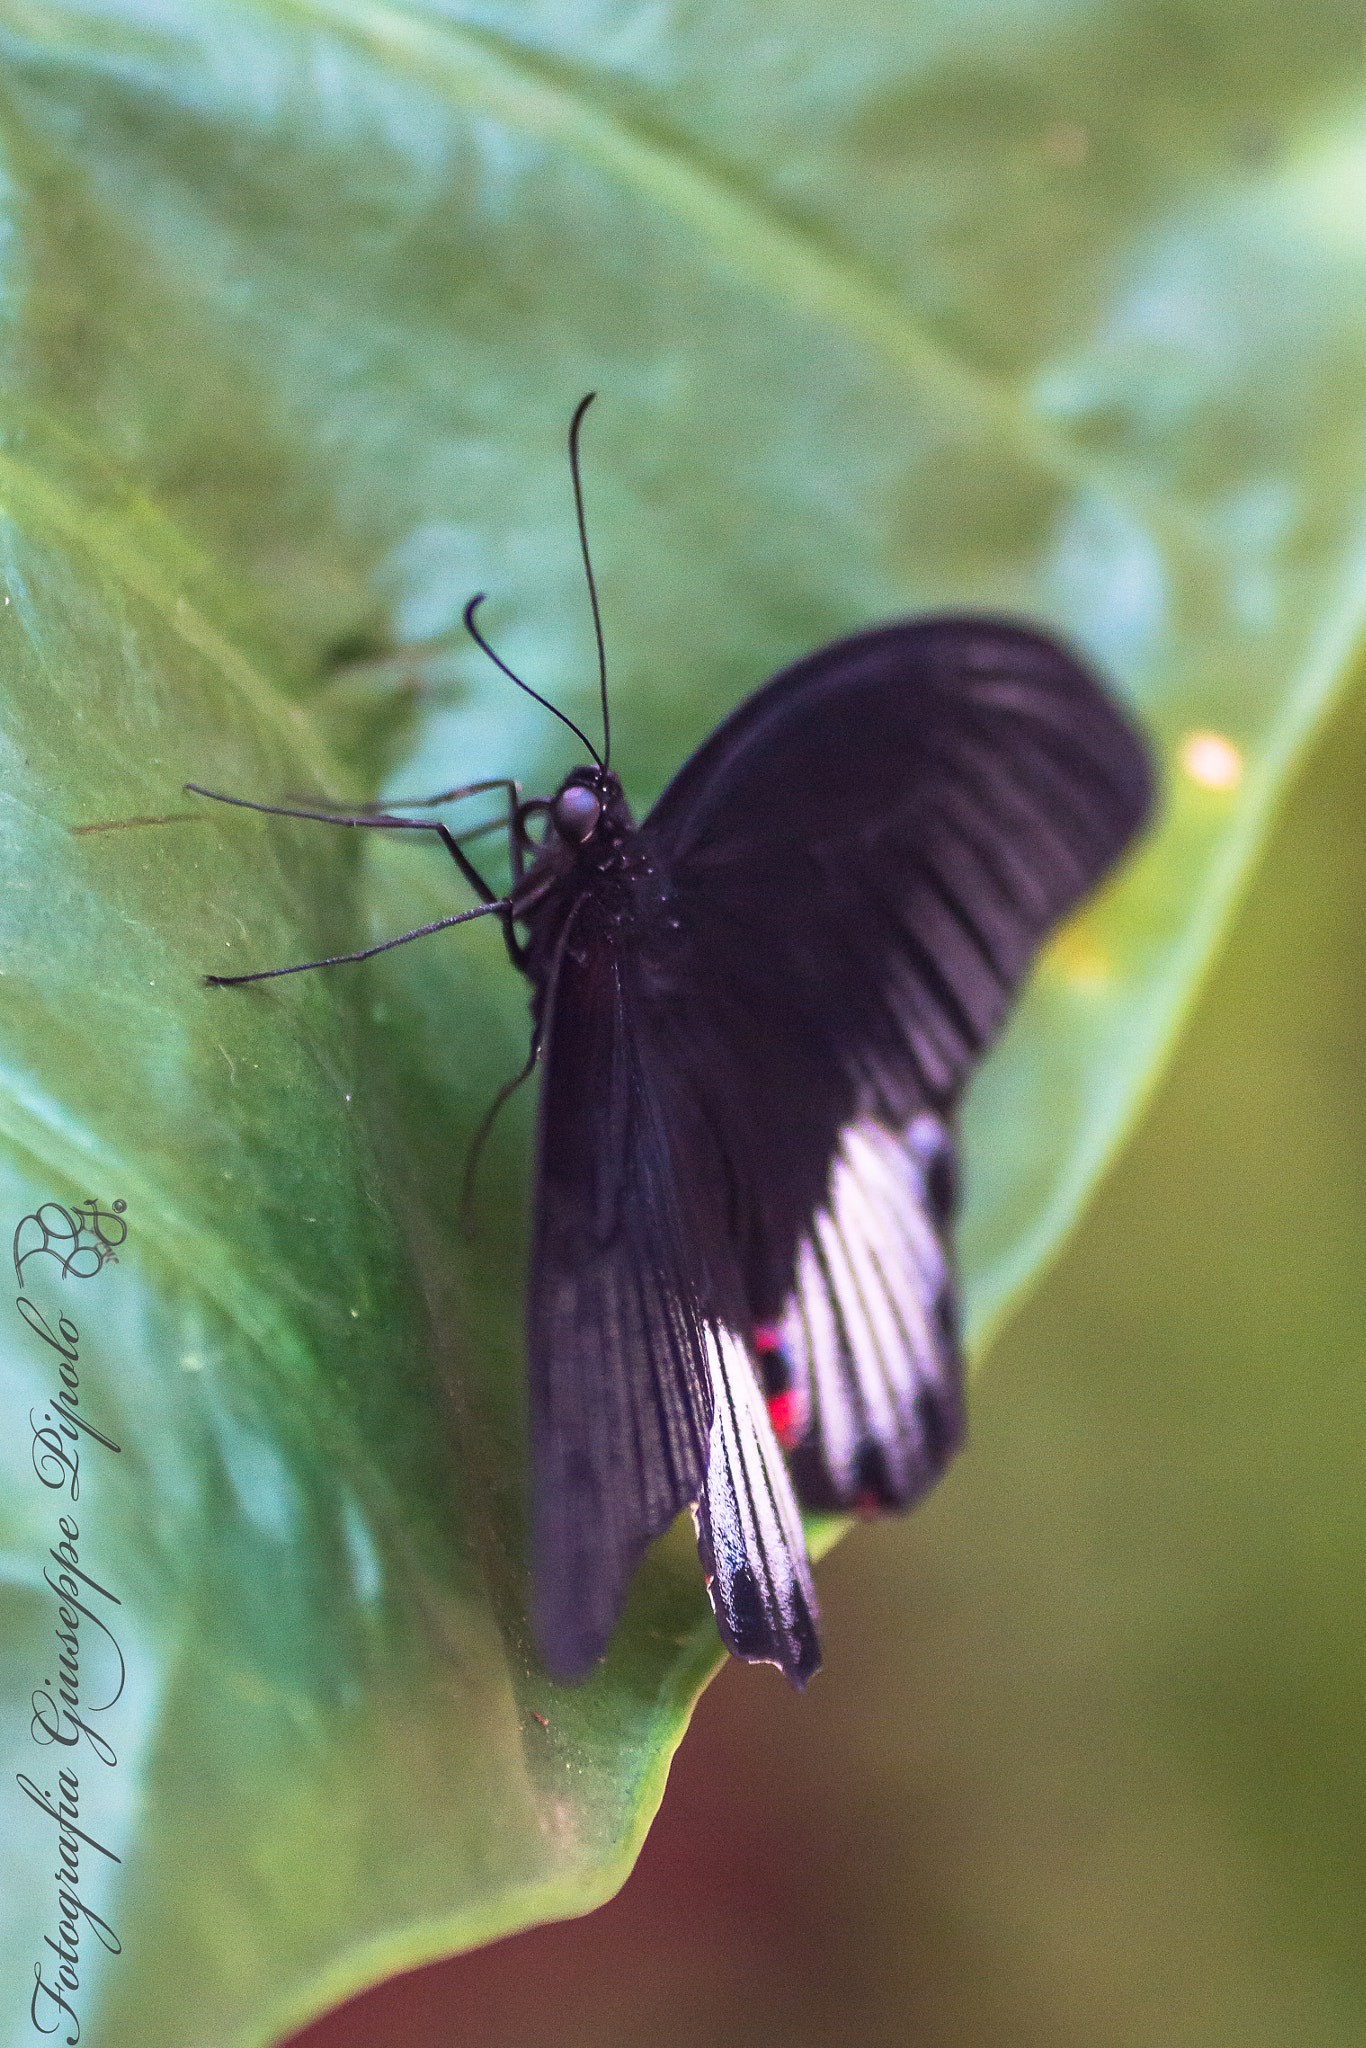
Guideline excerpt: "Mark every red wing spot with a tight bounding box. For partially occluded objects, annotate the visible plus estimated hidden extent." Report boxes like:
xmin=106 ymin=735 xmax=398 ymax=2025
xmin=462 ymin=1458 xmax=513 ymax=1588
xmin=753 ymin=1323 xmax=783 ymax=1352
xmin=767 ymin=1389 xmax=807 ymax=1450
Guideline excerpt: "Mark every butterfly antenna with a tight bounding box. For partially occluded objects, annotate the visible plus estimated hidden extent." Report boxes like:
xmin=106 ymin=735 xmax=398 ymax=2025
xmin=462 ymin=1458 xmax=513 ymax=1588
xmin=462 ymin=595 xmax=602 ymax=768
xmin=568 ymin=391 xmax=610 ymax=769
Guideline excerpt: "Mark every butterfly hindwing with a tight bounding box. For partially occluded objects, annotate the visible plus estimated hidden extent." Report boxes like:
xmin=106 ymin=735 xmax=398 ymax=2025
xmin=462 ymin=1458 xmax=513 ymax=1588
xmin=772 ymin=1111 xmax=963 ymax=1514
xmin=693 ymin=1324 xmax=821 ymax=1686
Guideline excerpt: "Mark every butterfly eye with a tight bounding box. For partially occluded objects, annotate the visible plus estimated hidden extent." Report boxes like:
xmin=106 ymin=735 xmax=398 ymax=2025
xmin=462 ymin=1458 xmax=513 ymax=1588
xmin=552 ymin=785 xmax=602 ymax=842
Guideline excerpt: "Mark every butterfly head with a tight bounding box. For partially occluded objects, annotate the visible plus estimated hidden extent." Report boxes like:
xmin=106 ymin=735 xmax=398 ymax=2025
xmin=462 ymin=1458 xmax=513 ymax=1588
xmin=548 ymin=767 xmax=630 ymax=850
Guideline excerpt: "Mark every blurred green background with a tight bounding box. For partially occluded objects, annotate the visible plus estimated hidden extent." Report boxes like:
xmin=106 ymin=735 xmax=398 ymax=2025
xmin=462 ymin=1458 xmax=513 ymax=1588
xmin=292 ymin=635 xmax=1366 ymax=2046
xmin=3 ymin=3 xmax=1366 ymax=2042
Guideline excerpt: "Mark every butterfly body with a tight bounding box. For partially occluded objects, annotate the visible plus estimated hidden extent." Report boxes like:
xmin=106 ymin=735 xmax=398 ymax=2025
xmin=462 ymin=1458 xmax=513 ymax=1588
xmin=514 ymin=771 xmax=655 ymax=979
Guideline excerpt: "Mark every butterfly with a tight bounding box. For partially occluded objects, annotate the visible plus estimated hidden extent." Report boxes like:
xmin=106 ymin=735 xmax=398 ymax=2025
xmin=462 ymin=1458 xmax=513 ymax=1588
xmin=191 ymin=398 xmax=1153 ymax=1688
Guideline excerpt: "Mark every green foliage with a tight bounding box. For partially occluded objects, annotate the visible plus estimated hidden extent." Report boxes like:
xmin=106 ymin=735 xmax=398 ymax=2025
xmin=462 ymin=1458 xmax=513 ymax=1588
xmin=0 ymin=4 xmax=1364 ymax=2044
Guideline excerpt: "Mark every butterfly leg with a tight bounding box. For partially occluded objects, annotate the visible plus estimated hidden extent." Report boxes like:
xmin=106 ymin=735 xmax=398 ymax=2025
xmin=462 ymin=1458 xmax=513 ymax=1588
xmin=459 ymin=1018 xmax=543 ymax=1231
xmin=279 ymin=776 xmax=534 ymax=890
xmin=281 ymin=776 xmax=519 ymax=816
xmin=184 ymin=783 xmax=503 ymax=905
xmin=185 ymin=782 xmax=520 ymax=984
xmin=201 ymin=898 xmax=512 ymax=987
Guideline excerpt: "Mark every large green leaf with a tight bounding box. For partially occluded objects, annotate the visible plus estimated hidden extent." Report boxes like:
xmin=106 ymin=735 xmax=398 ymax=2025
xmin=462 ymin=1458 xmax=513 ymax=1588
xmin=1 ymin=4 xmax=1364 ymax=2045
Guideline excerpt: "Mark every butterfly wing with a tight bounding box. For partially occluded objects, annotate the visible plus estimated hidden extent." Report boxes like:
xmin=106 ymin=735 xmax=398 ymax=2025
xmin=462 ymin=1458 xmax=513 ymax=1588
xmin=773 ymin=1108 xmax=963 ymax=1516
xmin=528 ymin=884 xmax=823 ymax=1686
xmin=529 ymin=616 xmax=1149 ymax=1688
xmin=693 ymin=1324 xmax=820 ymax=1686
xmin=640 ymin=616 xmax=1152 ymax=1516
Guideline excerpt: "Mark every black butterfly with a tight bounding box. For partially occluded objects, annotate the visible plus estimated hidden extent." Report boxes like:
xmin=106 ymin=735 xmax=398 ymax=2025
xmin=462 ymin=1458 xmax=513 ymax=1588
xmin=191 ymin=398 xmax=1153 ymax=1689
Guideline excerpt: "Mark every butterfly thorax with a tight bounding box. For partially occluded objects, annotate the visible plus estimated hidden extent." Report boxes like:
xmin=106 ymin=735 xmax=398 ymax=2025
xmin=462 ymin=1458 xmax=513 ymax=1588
xmin=513 ymin=767 xmax=669 ymax=992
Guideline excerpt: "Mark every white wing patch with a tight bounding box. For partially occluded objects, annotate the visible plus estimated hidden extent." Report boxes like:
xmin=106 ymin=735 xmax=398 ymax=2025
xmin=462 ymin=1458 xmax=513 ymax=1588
xmin=774 ymin=1113 xmax=963 ymax=1512
xmin=693 ymin=1325 xmax=821 ymax=1686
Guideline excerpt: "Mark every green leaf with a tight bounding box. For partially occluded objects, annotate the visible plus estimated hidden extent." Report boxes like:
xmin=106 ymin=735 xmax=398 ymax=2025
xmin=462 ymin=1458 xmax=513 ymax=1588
xmin=1 ymin=3 xmax=1364 ymax=2044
